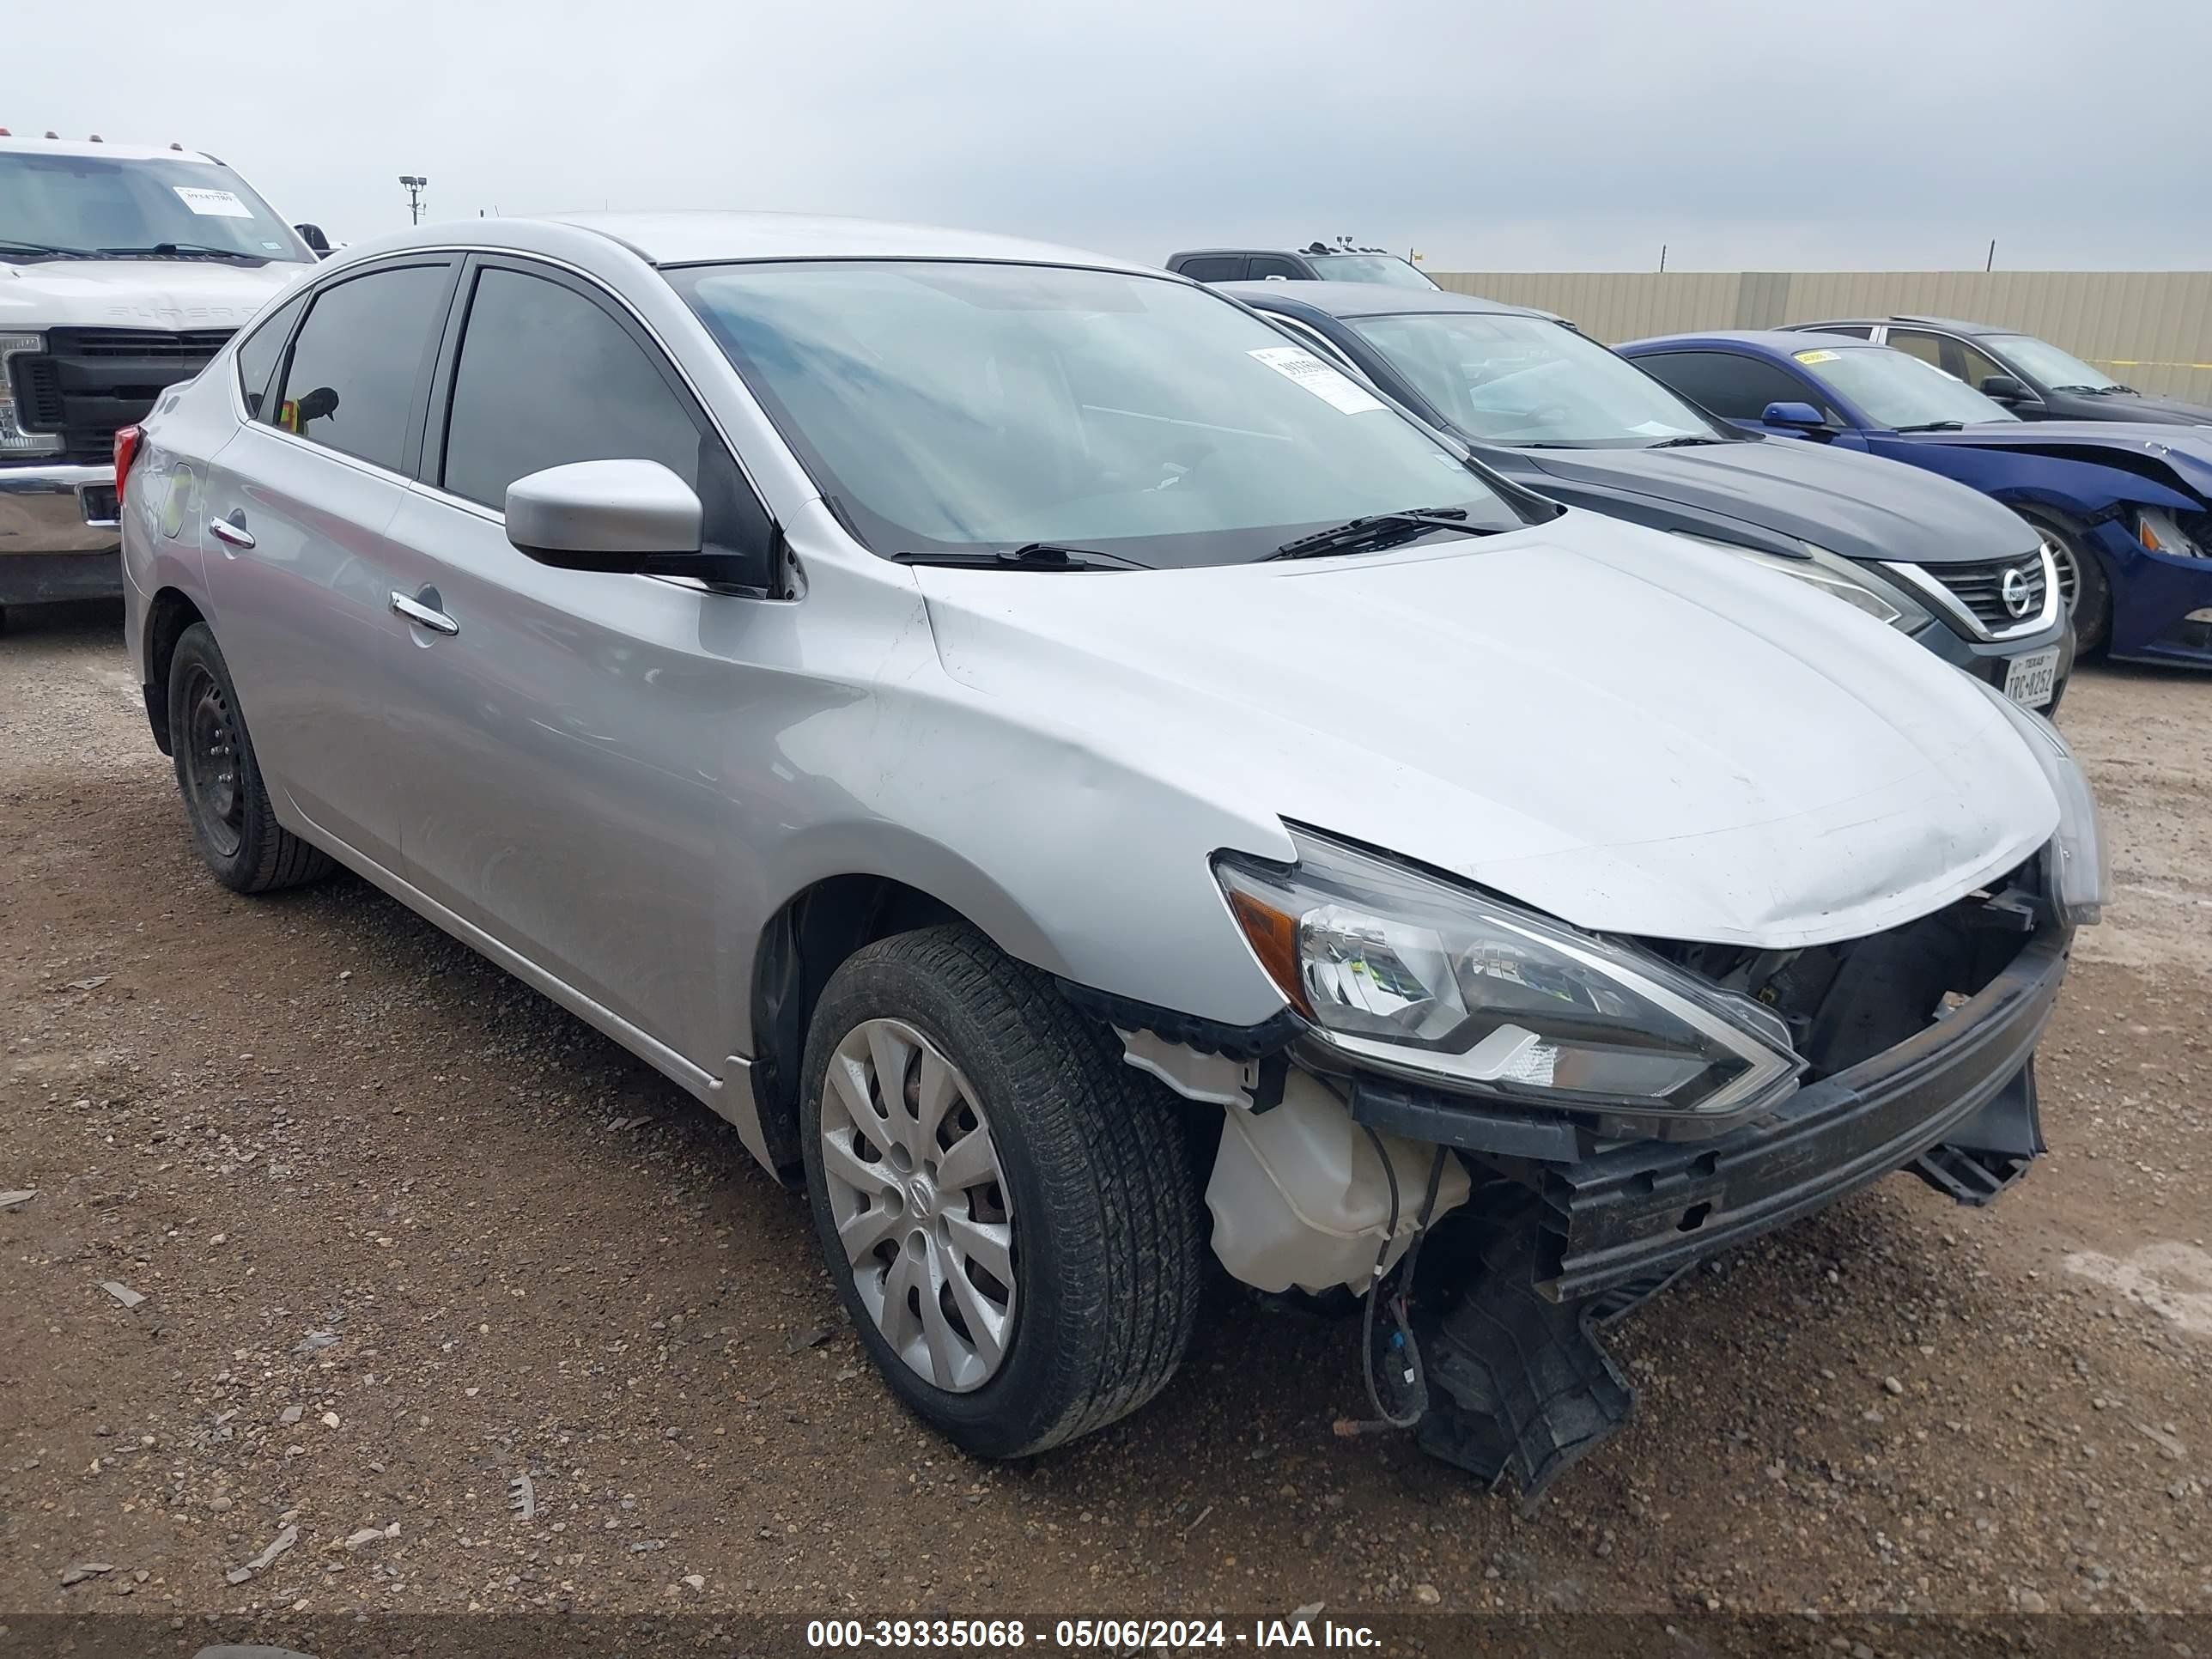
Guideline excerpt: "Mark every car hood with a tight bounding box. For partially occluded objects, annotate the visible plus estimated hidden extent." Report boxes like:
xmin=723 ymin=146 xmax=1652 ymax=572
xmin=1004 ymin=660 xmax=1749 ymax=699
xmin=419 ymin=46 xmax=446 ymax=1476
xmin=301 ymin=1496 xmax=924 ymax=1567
xmin=1509 ymin=435 xmax=2040 ymax=566
xmin=918 ymin=512 xmax=2059 ymax=951
xmin=2052 ymin=389 xmax=2212 ymax=426
xmin=1899 ymin=421 xmax=2212 ymax=496
xmin=0 ymin=258 xmax=306 ymax=332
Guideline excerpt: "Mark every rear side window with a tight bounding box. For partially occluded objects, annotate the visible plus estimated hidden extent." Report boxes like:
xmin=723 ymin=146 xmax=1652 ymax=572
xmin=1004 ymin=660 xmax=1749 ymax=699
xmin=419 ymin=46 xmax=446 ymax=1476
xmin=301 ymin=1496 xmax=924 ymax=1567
xmin=274 ymin=264 xmax=453 ymax=471
xmin=1805 ymin=324 xmax=1873 ymax=339
xmin=233 ymin=290 xmax=307 ymax=420
xmin=439 ymin=265 xmax=769 ymax=554
xmin=1173 ymin=255 xmax=1246 ymax=283
xmin=1635 ymin=350 xmax=1825 ymax=422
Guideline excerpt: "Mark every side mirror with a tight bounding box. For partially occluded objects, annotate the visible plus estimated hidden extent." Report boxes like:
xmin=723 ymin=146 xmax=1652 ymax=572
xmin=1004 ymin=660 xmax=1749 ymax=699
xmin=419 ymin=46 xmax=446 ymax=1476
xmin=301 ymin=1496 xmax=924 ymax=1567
xmin=294 ymin=222 xmax=332 ymax=258
xmin=1979 ymin=374 xmax=2031 ymax=404
xmin=1761 ymin=400 xmax=1830 ymax=434
xmin=507 ymin=459 xmax=705 ymax=574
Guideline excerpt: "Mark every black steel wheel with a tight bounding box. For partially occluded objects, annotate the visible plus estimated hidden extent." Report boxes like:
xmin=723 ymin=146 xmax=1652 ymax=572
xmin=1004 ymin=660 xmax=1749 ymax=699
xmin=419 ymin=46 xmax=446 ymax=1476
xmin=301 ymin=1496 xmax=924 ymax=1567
xmin=166 ymin=623 xmax=334 ymax=894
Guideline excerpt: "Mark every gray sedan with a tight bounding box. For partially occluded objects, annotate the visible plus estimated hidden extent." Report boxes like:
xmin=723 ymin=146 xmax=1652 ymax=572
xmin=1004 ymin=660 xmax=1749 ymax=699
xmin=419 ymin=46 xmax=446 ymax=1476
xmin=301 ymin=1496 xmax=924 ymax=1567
xmin=118 ymin=213 xmax=2100 ymax=1498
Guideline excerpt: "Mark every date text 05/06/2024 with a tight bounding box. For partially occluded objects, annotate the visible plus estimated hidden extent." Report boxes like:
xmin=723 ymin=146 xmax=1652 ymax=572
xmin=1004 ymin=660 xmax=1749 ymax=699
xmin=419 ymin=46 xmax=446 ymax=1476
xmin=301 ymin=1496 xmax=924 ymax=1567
xmin=805 ymin=1617 xmax=1382 ymax=1650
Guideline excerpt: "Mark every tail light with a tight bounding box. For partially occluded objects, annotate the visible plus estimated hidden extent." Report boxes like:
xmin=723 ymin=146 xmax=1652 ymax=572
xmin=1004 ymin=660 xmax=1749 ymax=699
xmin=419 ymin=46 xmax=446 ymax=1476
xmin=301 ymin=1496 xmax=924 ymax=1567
xmin=113 ymin=425 xmax=144 ymax=510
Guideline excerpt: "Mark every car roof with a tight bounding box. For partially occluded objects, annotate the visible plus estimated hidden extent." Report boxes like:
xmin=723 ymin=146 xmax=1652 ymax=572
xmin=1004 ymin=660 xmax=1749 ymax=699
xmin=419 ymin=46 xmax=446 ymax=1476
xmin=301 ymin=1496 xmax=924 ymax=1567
xmin=529 ymin=211 xmax=1161 ymax=273
xmin=0 ymin=134 xmax=222 ymax=164
xmin=1214 ymin=279 xmax=1554 ymax=321
xmin=1796 ymin=313 xmax=2008 ymax=337
xmin=1624 ymin=328 xmax=1877 ymax=354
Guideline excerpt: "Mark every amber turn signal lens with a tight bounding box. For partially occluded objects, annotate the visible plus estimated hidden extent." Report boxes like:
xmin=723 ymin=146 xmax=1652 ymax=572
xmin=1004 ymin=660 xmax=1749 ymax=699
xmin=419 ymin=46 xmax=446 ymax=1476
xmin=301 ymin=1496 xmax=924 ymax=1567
xmin=1227 ymin=890 xmax=1313 ymax=1018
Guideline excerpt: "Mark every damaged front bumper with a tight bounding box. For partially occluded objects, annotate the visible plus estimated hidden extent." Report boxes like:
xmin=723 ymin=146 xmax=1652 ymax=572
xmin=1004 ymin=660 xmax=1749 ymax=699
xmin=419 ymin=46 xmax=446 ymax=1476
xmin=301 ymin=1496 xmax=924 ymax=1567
xmin=1358 ymin=921 xmax=2067 ymax=1304
xmin=1378 ymin=908 xmax=2068 ymax=1504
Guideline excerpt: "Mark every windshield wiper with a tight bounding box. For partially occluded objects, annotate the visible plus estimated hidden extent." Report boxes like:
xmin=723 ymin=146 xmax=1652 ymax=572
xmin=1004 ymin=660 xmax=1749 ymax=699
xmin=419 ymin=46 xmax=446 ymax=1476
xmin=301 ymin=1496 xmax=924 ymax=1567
xmin=890 ymin=542 xmax=1149 ymax=572
xmin=1893 ymin=421 xmax=1966 ymax=433
xmin=1645 ymin=434 xmax=1728 ymax=448
xmin=98 ymin=242 xmax=264 ymax=262
xmin=1267 ymin=507 xmax=1498 ymax=562
xmin=0 ymin=238 xmax=100 ymax=259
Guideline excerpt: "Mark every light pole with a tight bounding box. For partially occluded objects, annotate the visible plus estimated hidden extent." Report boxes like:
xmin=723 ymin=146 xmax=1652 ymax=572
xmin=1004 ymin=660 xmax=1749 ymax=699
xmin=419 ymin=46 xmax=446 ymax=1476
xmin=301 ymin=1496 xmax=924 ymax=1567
xmin=398 ymin=175 xmax=428 ymax=226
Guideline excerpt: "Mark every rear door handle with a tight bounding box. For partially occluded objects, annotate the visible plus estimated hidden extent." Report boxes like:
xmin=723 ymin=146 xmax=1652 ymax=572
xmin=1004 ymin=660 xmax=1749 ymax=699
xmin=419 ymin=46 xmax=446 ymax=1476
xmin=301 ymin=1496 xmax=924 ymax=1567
xmin=390 ymin=592 xmax=459 ymax=635
xmin=208 ymin=514 xmax=255 ymax=550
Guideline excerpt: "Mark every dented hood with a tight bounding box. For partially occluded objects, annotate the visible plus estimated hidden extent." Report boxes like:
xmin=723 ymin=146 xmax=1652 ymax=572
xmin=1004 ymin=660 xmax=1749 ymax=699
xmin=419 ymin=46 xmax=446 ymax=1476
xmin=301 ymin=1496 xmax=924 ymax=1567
xmin=919 ymin=511 xmax=2059 ymax=950
xmin=1900 ymin=421 xmax=2212 ymax=497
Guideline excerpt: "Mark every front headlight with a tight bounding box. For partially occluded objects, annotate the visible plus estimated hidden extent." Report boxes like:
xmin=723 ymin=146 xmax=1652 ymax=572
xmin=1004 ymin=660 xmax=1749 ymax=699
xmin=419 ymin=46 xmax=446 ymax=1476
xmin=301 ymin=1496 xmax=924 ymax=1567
xmin=0 ymin=333 xmax=64 ymax=457
xmin=1215 ymin=830 xmax=1802 ymax=1120
xmin=1677 ymin=533 xmax=1930 ymax=630
xmin=1970 ymin=679 xmax=2110 ymax=926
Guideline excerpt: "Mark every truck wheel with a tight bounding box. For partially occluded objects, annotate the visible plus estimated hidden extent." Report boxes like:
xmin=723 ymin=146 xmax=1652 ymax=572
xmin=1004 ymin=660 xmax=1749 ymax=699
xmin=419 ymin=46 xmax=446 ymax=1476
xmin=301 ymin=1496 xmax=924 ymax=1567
xmin=799 ymin=925 xmax=1205 ymax=1458
xmin=2019 ymin=509 xmax=2110 ymax=656
xmin=167 ymin=623 xmax=333 ymax=894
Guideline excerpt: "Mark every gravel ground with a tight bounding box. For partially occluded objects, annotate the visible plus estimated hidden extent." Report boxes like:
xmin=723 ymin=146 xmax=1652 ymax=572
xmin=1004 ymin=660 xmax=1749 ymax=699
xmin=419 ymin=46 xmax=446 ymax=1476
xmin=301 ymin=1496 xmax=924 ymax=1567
xmin=3 ymin=600 xmax=2209 ymax=1626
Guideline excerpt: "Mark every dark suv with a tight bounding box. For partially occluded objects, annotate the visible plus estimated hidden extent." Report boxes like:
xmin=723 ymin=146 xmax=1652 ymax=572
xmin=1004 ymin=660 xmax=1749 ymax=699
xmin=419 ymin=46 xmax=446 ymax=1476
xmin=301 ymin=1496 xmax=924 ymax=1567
xmin=1165 ymin=242 xmax=1437 ymax=289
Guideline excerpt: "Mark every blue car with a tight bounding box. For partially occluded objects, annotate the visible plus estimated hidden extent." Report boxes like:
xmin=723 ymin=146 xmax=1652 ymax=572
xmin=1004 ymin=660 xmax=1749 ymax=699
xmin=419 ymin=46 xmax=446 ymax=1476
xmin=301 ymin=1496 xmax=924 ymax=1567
xmin=1618 ymin=331 xmax=2212 ymax=666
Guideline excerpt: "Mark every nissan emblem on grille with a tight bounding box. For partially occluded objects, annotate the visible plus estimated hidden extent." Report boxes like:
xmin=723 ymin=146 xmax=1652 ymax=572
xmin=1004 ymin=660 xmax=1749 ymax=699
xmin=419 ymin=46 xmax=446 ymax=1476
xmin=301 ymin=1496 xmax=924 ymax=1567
xmin=2002 ymin=566 xmax=2034 ymax=618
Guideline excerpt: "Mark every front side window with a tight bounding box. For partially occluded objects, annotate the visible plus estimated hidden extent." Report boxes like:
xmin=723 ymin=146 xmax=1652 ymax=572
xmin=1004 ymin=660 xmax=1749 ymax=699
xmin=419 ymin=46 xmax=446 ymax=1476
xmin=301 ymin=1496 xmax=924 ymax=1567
xmin=439 ymin=265 xmax=768 ymax=555
xmin=1791 ymin=344 xmax=2019 ymax=429
xmin=1313 ymin=255 xmax=1437 ymax=290
xmin=0 ymin=150 xmax=313 ymax=266
xmin=672 ymin=260 xmax=1530 ymax=568
xmin=1987 ymin=333 xmax=2121 ymax=393
xmin=1633 ymin=350 xmax=1826 ymax=422
xmin=1245 ymin=256 xmax=1305 ymax=280
xmin=1350 ymin=311 xmax=1721 ymax=447
xmin=273 ymin=263 xmax=453 ymax=471
xmin=1884 ymin=330 xmax=1950 ymax=371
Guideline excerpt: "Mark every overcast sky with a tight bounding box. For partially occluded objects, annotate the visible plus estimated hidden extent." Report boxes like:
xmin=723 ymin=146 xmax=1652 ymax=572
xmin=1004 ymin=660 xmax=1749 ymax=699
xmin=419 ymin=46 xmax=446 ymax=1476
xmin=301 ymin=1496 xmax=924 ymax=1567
xmin=19 ymin=0 xmax=2211 ymax=272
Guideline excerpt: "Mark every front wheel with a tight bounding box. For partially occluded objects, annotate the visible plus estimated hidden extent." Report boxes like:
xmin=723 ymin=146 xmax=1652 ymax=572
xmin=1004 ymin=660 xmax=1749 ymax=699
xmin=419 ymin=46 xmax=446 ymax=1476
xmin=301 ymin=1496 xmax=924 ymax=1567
xmin=799 ymin=925 xmax=1205 ymax=1458
xmin=2019 ymin=509 xmax=2111 ymax=656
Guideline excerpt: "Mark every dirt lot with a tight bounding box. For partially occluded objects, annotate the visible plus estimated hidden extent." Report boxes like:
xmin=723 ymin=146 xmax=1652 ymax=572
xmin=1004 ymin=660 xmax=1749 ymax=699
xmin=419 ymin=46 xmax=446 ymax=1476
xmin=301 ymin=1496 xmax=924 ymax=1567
xmin=3 ymin=599 xmax=2210 ymax=1630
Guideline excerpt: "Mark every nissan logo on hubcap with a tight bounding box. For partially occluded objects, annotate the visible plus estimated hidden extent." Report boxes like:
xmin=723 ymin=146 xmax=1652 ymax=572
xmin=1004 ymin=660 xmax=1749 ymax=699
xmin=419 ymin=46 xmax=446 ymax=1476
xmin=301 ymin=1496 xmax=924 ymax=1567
xmin=2001 ymin=566 xmax=2034 ymax=618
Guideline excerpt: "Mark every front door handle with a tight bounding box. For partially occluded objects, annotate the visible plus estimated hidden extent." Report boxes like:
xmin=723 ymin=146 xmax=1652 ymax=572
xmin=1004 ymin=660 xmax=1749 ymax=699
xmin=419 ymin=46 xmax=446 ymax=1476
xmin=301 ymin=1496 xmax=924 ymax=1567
xmin=208 ymin=514 xmax=255 ymax=550
xmin=390 ymin=592 xmax=459 ymax=636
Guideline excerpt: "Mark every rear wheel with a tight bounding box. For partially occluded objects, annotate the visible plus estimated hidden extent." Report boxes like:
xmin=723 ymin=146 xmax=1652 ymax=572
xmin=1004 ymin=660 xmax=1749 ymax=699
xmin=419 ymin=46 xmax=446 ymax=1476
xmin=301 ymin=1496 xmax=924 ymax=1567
xmin=2018 ymin=508 xmax=2110 ymax=656
xmin=799 ymin=925 xmax=1205 ymax=1458
xmin=167 ymin=623 xmax=333 ymax=894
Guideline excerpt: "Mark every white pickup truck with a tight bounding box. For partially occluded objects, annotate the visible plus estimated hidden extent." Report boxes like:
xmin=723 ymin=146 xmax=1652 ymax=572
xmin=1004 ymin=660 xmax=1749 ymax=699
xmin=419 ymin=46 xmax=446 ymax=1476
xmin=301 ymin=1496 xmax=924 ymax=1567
xmin=1 ymin=132 xmax=318 ymax=623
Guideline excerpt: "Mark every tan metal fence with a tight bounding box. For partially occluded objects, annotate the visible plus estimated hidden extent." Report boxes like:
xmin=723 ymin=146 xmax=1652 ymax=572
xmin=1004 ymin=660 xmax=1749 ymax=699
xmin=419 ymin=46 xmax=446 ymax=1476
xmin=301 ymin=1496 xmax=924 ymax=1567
xmin=1426 ymin=270 xmax=2212 ymax=404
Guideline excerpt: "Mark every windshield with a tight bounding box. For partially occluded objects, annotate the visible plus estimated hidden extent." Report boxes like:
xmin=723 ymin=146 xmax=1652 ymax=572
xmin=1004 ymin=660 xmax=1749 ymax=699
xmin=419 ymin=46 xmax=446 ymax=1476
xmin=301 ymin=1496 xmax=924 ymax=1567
xmin=0 ymin=150 xmax=312 ymax=264
xmin=1312 ymin=255 xmax=1437 ymax=290
xmin=1791 ymin=344 xmax=2019 ymax=428
xmin=1351 ymin=310 xmax=1723 ymax=447
xmin=1988 ymin=332 xmax=2123 ymax=392
xmin=672 ymin=261 xmax=1529 ymax=567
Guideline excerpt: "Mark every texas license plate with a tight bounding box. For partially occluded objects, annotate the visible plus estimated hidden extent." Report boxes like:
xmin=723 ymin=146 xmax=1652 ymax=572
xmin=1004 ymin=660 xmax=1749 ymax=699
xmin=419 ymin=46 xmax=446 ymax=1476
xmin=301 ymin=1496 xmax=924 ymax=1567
xmin=2003 ymin=647 xmax=2059 ymax=709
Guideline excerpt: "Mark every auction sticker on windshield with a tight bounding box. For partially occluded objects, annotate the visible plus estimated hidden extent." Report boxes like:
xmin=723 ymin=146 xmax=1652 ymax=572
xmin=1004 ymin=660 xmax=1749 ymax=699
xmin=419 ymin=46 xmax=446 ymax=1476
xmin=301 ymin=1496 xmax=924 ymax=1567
xmin=1794 ymin=349 xmax=1841 ymax=365
xmin=1248 ymin=346 xmax=1385 ymax=414
xmin=173 ymin=186 xmax=253 ymax=217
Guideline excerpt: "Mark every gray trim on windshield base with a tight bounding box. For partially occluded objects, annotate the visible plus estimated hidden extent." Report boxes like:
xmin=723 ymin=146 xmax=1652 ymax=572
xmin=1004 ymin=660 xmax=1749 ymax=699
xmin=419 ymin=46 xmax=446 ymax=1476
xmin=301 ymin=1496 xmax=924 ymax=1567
xmin=1881 ymin=546 xmax=2062 ymax=644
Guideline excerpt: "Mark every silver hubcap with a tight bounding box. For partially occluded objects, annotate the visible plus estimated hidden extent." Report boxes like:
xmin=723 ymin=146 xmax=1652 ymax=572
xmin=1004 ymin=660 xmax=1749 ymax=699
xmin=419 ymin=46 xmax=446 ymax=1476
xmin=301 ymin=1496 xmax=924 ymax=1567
xmin=2051 ymin=540 xmax=2081 ymax=612
xmin=819 ymin=1018 xmax=1017 ymax=1393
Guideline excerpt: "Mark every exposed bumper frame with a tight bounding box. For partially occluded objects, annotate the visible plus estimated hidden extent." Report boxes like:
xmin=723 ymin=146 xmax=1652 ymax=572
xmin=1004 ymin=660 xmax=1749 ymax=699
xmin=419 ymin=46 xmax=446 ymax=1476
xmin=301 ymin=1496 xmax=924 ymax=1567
xmin=1511 ymin=925 xmax=2065 ymax=1299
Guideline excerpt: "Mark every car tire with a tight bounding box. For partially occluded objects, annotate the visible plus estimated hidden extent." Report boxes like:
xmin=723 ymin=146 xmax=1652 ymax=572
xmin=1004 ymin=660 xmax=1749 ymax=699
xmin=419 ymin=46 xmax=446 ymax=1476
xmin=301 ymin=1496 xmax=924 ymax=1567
xmin=799 ymin=924 xmax=1206 ymax=1458
xmin=2018 ymin=509 xmax=2110 ymax=656
xmin=167 ymin=623 xmax=334 ymax=894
